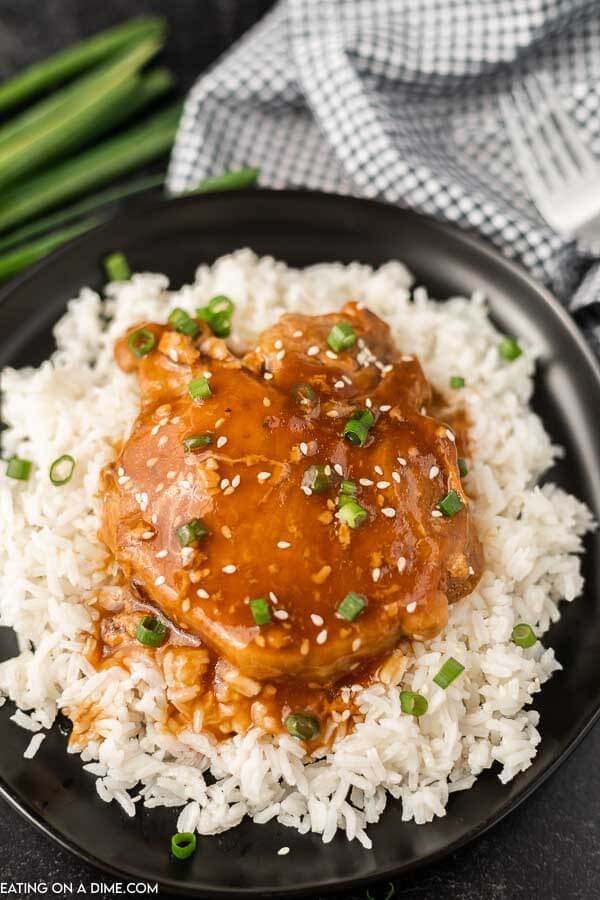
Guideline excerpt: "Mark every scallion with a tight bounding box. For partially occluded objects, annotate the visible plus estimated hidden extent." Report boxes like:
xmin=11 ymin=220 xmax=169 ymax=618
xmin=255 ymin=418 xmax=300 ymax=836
xmin=337 ymin=591 xmax=367 ymax=622
xmin=104 ymin=251 xmax=131 ymax=282
xmin=170 ymin=832 xmax=197 ymax=860
xmin=291 ymin=383 xmax=318 ymax=408
xmin=400 ymin=691 xmax=428 ymax=717
xmin=433 ymin=657 xmax=465 ymax=689
xmin=327 ymin=322 xmax=356 ymax=353
xmin=511 ymin=623 xmax=537 ymax=649
xmin=168 ymin=307 xmax=200 ymax=338
xmin=188 ymin=166 xmax=260 ymax=194
xmin=457 ymin=458 xmax=468 ymax=478
xmin=498 ymin=337 xmax=522 ymax=361
xmin=188 ymin=377 xmax=212 ymax=402
xmin=437 ymin=489 xmax=464 ymax=517
xmin=135 ymin=615 xmax=167 ymax=647
xmin=127 ymin=327 xmax=156 ymax=359
xmin=285 ymin=712 xmax=320 ymax=741
xmin=343 ymin=409 xmax=375 ymax=447
xmin=336 ymin=498 xmax=368 ymax=528
xmin=176 ymin=518 xmax=209 ymax=547
xmin=449 ymin=376 xmax=465 ymax=389
xmin=183 ymin=434 xmax=213 ymax=452
xmin=302 ymin=464 xmax=331 ymax=494
xmin=49 ymin=454 xmax=76 ymax=486
xmin=6 ymin=457 xmax=32 ymax=481
xmin=196 ymin=295 xmax=234 ymax=338
xmin=249 ymin=597 xmax=271 ymax=626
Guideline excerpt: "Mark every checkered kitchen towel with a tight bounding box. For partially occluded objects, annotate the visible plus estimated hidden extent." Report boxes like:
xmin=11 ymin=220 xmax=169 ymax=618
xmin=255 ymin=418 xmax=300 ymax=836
xmin=168 ymin=0 xmax=600 ymax=350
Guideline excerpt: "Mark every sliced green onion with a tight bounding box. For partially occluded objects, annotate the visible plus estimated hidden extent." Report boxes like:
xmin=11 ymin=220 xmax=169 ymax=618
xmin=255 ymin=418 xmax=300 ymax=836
xmin=49 ymin=454 xmax=76 ymax=486
xmin=498 ymin=337 xmax=522 ymax=361
xmin=511 ymin=623 xmax=537 ymax=649
xmin=457 ymin=458 xmax=468 ymax=478
xmin=183 ymin=434 xmax=213 ymax=452
xmin=176 ymin=518 xmax=209 ymax=547
xmin=168 ymin=307 xmax=199 ymax=339
xmin=336 ymin=498 xmax=368 ymax=528
xmin=6 ymin=457 xmax=32 ymax=481
xmin=188 ymin=377 xmax=212 ymax=402
xmin=104 ymin=251 xmax=131 ymax=282
xmin=433 ymin=657 xmax=465 ymax=689
xmin=249 ymin=597 xmax=271 ymax=626
xmin=339 ymin=480 xmax=357 ymax=497
xmin=437 ymin=489 xmax=464 ymax=517
xmin=171 ymin=832 xmax=197 ymax=860
xmin=135 ymin=615 xmax=167 ymax=648
xmin=337 ymin=591 xmax=367 ymax=622
xmin=207 ymin=295 xmax=234 ymax=317
xmin=449 ymin=376 xmax=465 ymax=389
xmin=197 ymin=295 xmax=235 ymax=338
xmin=302 ymin=464 xmax=331 ymax=494
xmin=291 ymin=383 xmax=318 ymax=408
xmin=400 ymin=691 xmax=429 ymax=717
xmin=127 ymin=327 xmax=156 ymax=359
xmin=327 ymin=322 xmax=357 ymax=353
xmin=188 ymin=166 xmax=260 ymax=194
xmin=285 ymin=712 xmax=320 ymax=741
xmin=343 ymin=409 xmax=375 ymax=447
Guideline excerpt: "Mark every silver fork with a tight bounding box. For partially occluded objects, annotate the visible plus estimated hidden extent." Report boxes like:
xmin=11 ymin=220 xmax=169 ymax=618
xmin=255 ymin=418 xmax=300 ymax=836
xmin=500 ymin=75 xmax=600 ymax=250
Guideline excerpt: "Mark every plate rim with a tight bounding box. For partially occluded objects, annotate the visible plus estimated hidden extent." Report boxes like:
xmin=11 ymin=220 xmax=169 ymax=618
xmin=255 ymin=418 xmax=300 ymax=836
xmin=1 ymin=187 xmax=600 ymax=896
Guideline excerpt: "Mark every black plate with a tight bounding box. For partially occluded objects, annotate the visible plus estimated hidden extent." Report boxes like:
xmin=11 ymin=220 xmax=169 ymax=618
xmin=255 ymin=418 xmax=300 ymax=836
xmin=1 ymin=190 xmax=600 ymax=897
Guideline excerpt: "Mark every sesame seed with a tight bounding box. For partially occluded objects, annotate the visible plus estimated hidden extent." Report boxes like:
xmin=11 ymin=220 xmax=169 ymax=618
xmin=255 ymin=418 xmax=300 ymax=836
xmin=421 ymin=407 xmax=427 ymax=415
xmin=316 ymin=629 xmax=328 ymax=645
xmin=334 ymin=380 xmax=345 ymax=389
xmin=397 ymin=557 xmax=407 ymax=573
xmin=392 ymin=471 xmax=401 ymax=483
xmin=257 ymin=471 xmax=271 ymax=482
xmin=159 ymin=418 xmax=169 ymax=428
xmin=431 ymin=510 xmax=443 ymax=518
xmin=269 ymin=591 xmax=279 ymax=605
xmin=307 ymin=345 xmax=319 ymax=357
xmin=278 ymin=847 xmax=290 ymax=856
xmin=158 ymin=435 xmax=168 ymax=449
xmin=222 ymin=565 xmax=237 ymax=574
xmin=217 ymin=436 xmax=228 ymax=448
xmin=324 ymin=465 xmax=332 ymax=476
xmin=299 ymin=442 xmax=308 ymax=455
xmin=155 ymin=483 xmax=164 ymax=493
xmin=154 ymin=575 xmax=165 ymax=587
xmin=274 ymin=609 xmax=289 ymax=620
xmin=117 ymin=475 xmax=130 ymax=485
xmin=379 ymin=405 xmax=391 ymax=412
xmin=377 ymin=480 xmax=390 ymax=489
xmin=181 ymin=547 xmax=193 ymax=560
xmin=401 ymin=355 xmax=413 ymax=362
xmin=301 ymin=486 xmax=312 ymax=496
xmin=325 ymin=350 xmax=338 ymax=360
xmin=429 ymin=466 xmax=440 ymax=479
xmin=397 ymin=457 xmax=407 ymax=467
xmin=406 ymin=601 xmax=417 ymax=613
xmin=334 ymin=464 xmax=344 ymax=477
xmin=151 ymin=425 xmax=160 ymax=436
xmin=166 ymin=470 xmax=176 ymax=480
xmin=311 ymin=614 xmax=324 ymax=626
xmin=181 ymin=598 xmax=191 ymax=613
xmin=326 ymin=410 xmax=339 ymax=418
xmin=468 ymin=566 xmax=475 ymax=576
xmin=220 ymin=478 xmax=230 ymax=490
xmin=168 ymin=349 xmax=179 ymax=363
xmin=372 ymin=567 xmax=381 ymax=582
xmin=223 ymin=486 xmax=235 ymax=496
xmin=374 ymin=465 xmax=384 ymax=475
xmin=179 ymin=480 xmax=191 ymax=489
xmin=293 ymin=330 xmax=303 ymax=338
xmin=221 ymin=525 xmax=232 ymax=539
xmin=300 ymin=639 xmax=309 ymax=655
xmin=156 ymin=550 xmax=168 ymax=559
xmin=276 ymin=349 xmax=286 ymax=360
xmin=274 ymin=339 xmax=283 ymax=350
xmin=215 ymin=417 xmax=225 ymax=428
xmin=446 ymin=429 xmax=455 ymax=442
xmin=359 ymin=478 xmax=374 ymax=486
xmin=231 ymin=475 xmax=240 ymax=488
xmin=142 ymin=531 xmax=154 ymax=540
xmin=263 ymin=397 xmax=271 ymax=407
xmin=171 ymin=417 xmax=180 ymax=425
xmin=352 ymin=638 xmax=362 ymax=652
xmin=365 ymin=398 xmax=372 ymax=408
xmin=203 ymin=371 xmax=212 ymax=379
xmin=146 ymin=458 xmax=158 ymax=469
xmin=342 ymin=375 xmax=352 ymax=385
xmin=263 ymin=372 xmax=273 ymax=381
xmin=197 ymin=588 xmax=209 ymax=599
xmin=117 ymin=466 xmax=125 ymax=477
xmin=277 ymin=541 xmax=291 ymax=549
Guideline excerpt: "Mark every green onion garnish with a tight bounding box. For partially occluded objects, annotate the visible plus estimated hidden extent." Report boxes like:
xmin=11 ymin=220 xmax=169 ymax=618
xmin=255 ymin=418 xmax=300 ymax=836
xmin=285 ymin=712 xmax=320 ymax=741
xmin=400 ymin=691 xmax=429 ymax=717
xmin=337 ymin=591 xmax=367 ymax=622
xmin=339 ymin=480 xmax=357 ymax=497
xmin=343 ymin=409 xmax=375 ymax=447
xmin=188 ymin=377 xmax=212 ymax=402
xmin=170 ymin=832 xmax=197 ymax=860
xmin=437 ymin=489 xmax=464 ymax=517
xmin=336 ymin=498 xmax=368 ymax=528
xmin=511 ymin=623 xmax=537 ymax=649
xmin=6 ymin=456 xmax=32 ymax=481
xmin=189 ymin=166 xmax=259 ymax=194
xmin=449 ymin=376 xmax=465 ymax=389
xmin=291 ymin=382 xmax=318 ymax=408
xmin=498 ymin=337 xmax=522 ymax=361
xmin=433 ymin=657 xmax=465 ymax=689
xmin=135 ymin=615 xmax=167 ymax=648
xmin=327 ymin=322 xmax=357 ymax=353
xmin=196 ymin=295 xmax=234 ymax=338
xmin=183 ymin=434 xmax=213 ymax=452
xmin=104 ymin=251 xmax=131 ymax=282
xmin=127 ymin=327 xmax=155 ymax=359
xmin=168 ymin=307 xmax=199 ymax=339
xmin=49 ymin=454 xmax=76 ymax=486
xmin=457 ymin=458 xmax=468 ymax=478
xmin=249 ymin=597 xmax=271 ymax=626
xmin=302 ymin=464 xmax=331 ymax=494
xmin=176 ymin=518 xmax=209 ymax=547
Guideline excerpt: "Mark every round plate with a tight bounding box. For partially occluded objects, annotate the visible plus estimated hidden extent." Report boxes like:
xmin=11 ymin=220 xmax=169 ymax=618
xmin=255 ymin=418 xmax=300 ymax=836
xmin=1 ymin=190 xmax=599 ymax=897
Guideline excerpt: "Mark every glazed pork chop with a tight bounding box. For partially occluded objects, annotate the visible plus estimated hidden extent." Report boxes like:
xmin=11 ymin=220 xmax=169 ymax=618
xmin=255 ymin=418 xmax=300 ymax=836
xmin=100 ymin=301 xmax=482 ymax=685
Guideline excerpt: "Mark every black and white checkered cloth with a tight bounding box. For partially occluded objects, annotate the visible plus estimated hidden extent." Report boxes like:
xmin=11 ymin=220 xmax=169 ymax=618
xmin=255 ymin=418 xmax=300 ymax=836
xmin=168 ymin=0 xmax=600 ymax=348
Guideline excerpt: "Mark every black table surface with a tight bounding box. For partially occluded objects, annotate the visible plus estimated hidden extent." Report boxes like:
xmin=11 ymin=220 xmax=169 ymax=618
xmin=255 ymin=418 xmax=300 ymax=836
xmin=0 ymin=3 xmax=599 ymax=898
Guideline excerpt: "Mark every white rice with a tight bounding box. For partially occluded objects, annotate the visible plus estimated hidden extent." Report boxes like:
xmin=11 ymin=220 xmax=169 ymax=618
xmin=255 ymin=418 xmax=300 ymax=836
xmin=0 ymin=249 xmax=594 ymax=848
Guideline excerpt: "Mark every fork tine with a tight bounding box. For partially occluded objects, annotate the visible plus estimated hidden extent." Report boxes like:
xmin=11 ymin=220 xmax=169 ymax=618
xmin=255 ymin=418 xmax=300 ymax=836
xmin=499 ymin=94 xmax=548 ymax=205
xmin=526 ymin=76 xmax=579 ymax=180
xmin=512 ymin=86 xmax=562 ymax=188
xmin=536 ymin=73 xmax=597 ymax=174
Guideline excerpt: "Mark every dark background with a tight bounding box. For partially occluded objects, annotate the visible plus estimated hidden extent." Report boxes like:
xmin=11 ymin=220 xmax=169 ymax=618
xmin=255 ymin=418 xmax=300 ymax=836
xmin=0 ymin=2 xmax=599 ymax=898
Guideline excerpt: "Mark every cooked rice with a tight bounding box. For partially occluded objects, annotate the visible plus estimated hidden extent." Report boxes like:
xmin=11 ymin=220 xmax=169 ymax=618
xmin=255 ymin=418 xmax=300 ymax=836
xmin=0 ymin=249 xmax=594 ymax=847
